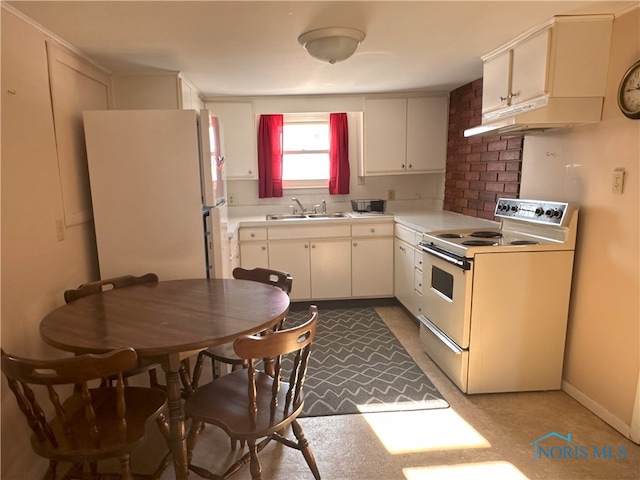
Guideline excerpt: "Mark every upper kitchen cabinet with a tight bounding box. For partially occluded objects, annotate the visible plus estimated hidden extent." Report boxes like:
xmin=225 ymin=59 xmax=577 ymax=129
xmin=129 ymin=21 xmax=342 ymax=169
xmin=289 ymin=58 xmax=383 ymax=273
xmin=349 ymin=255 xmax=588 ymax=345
xmin=208 ymin=102 xmax=257 ymax=180
xmin=111 ymin=72 xmax=204 ymax=110
xmin=364 ymin=96 xmax=448 ymax=176
xmin=481 ymin=15 xmax=613 ymax=121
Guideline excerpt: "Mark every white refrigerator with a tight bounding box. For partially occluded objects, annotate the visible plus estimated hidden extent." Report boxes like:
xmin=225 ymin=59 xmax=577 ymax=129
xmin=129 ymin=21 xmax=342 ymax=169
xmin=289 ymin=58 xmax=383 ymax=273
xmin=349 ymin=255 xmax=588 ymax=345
xmin=83 ymin=109 xmax=227 ymax=281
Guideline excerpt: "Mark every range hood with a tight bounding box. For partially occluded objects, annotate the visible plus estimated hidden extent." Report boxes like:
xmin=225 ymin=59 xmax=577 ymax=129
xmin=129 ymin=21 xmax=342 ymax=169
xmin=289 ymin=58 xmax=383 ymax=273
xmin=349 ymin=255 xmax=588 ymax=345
xmin=464 ymin=95 xmax=605 ymax=137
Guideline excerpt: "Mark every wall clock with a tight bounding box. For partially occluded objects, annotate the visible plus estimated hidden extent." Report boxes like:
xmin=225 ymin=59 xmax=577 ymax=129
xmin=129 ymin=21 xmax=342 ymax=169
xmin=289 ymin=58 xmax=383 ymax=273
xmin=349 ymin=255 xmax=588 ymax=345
xmin=618 ymin=60 xmax=640 ymax=119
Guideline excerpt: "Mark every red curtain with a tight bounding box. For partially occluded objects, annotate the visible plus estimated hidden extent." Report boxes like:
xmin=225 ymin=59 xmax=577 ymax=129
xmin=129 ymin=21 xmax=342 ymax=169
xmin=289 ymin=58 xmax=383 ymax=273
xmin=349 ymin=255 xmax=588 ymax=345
xmin=329 ymin=113 xmax=350 ymax=195
xmin=257 ymin=114 xmax=284 ymax=198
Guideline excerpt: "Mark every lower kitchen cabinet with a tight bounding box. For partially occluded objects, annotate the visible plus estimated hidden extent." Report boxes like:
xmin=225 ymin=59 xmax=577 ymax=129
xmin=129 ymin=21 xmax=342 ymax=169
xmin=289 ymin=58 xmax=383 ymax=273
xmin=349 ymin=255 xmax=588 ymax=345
xmin=394 ymin=223 xmax=422 ymax=315
xmin=266 ymin=224 xmax=352 ymax=301
xmin=239 ymin=227 xmax=268 ymax=269
xmin=414 ymin=249 xmax=424 ymax=317
xmin=269 ymin=237 xmax=351 ymax=301
xmin=352 ymin=223 xmax=394 ymax=297
xmin=310 ymin=239 xmax=351 ymax=300
xmin=267 ymin=240 xmax=311 ymax=300
xmin=239 ymin=219 xmax=394 ymax=301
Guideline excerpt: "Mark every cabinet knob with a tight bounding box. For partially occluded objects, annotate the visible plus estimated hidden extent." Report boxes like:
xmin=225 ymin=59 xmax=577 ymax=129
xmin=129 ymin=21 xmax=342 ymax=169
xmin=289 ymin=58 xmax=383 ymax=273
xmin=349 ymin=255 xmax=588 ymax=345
xmin=304 ymin=244 xmax=309 ymax=249
xmin=408 ymin=164 xmax=412 ymax=169
xmin=370 ymin=228 xmax=375 ymax=233
xmin=248 ymin=169 xmax=253 ymax=174
xmin=353 ymin=242 xmax=358 ymax=247
xmin=499 ymin=96 xmax=508 ymax=102
xmin=261 ymin=246 xmax=266 ymax=251
xmin=509 ymin=92 xmax=519 ymax=99
xmin=311 ymin=244 xmax=316 ymax=249
xmin=250 ymin=232 xmax=256 ymax=238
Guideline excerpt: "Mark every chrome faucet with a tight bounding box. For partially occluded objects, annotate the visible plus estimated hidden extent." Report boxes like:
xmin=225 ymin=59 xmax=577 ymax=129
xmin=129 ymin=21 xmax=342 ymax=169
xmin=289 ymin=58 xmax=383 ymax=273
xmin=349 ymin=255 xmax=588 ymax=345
xmin=321 ymin=199 xmax=327 ymax=214
xmin=292 ymin=197 xmax=306 ymax=213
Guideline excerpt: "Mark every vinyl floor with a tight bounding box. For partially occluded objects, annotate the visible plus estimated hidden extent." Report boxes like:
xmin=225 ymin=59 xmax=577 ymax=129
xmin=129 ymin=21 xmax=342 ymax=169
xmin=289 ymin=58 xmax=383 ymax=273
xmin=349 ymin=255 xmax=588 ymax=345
xmin=148 ymin=304 xmax=639 ymax=480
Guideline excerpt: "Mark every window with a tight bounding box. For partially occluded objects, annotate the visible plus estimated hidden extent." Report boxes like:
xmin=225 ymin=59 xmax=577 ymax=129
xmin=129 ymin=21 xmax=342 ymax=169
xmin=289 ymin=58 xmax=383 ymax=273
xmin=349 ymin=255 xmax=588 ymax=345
xmin=282 ymin=113 xmax=329 ymax=187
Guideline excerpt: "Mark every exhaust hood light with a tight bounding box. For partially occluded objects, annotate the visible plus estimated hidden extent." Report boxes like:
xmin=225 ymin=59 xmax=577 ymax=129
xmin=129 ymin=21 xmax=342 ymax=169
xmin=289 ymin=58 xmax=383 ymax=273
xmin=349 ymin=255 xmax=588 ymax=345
xmin=298 ymin=27 xmax=366 ymax=64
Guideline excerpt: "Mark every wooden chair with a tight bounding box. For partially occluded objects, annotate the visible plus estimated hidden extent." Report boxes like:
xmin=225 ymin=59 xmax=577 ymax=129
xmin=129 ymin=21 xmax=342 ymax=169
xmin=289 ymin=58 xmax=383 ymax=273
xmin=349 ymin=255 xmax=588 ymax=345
xmin=185 ymin=306 xmax=320 ymax=480
xmin=1 ymin=347 xmax=171 ymax=480
xmin=191 ymin=267 xmax=293 ymax=389
xmin=64 ymin=273 xmax=163 ymax=389
xmin=63 ymin=273 xmax=160 ymax=303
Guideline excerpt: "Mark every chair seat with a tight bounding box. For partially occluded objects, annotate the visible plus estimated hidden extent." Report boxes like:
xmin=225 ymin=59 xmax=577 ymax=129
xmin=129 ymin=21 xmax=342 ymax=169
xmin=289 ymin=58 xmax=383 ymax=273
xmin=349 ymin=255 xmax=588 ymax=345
xmin=185 ymin=370 xmax=303 ymax=440
xmin=204 ymin=344 xmax=246 ymax=365
xmin=32 ymin=387 xmax=167 ymax=461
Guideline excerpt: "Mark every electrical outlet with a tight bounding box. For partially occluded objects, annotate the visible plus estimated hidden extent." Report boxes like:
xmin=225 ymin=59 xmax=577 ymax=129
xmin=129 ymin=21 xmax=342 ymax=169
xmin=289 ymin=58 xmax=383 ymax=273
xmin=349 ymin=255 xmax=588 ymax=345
xmin=612 ymin=170 xmax=625 ymax=194
xmin=228 ymin=193 xmax=236 ymax=205
xmin=357 ymin=176 xmax=365 ymax=185
xmin=387 ymin=189 xmax=395 ymax=201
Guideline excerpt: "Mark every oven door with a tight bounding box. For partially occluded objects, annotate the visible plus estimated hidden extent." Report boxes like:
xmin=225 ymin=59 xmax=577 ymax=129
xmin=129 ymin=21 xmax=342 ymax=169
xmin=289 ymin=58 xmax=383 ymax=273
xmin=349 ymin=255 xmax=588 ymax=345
xmin=419 ymin=244 xmax=474 ymax=348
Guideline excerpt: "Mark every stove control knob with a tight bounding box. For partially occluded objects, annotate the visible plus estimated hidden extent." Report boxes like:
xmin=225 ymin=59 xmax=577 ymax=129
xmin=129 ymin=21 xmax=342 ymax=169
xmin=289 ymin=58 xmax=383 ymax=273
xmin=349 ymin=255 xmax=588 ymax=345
xmin=510 ymin=205 xmax=518 ymax=212
xmin=545 ymin=209 xmax=554 ymax=217
xmin=535 ymin=207 xmax=544 ymax=216
xmin=553 ymin=209 xmax=562 ymax=218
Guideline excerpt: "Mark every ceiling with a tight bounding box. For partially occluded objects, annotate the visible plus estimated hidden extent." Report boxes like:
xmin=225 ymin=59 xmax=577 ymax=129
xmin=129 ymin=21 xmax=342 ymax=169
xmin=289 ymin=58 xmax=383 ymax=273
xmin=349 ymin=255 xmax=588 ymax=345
xmin=6 ymin=1 xmax=637 ymax=98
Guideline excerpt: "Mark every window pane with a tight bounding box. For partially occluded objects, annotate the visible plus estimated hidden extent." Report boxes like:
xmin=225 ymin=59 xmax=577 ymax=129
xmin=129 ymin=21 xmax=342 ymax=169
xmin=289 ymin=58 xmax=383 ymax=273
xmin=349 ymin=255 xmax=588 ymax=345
xmin=283 ymin=124 xmax=329 ymax=151
xmin=283 ymin=153 xmax=329 ymax=180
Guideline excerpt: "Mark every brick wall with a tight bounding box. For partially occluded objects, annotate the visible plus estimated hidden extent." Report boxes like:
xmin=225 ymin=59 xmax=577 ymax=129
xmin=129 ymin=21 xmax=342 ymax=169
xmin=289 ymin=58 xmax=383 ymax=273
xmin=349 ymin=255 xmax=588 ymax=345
xmin=444 ymin=78 xmax=523 ymax=220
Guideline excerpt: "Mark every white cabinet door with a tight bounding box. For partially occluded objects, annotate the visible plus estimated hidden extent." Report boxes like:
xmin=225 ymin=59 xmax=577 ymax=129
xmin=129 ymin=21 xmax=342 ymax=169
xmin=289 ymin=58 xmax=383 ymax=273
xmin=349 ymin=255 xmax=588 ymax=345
xmin=365 ymin=96 xmax=448 ymax=176
xmin=394 ymin=237 xmax=415 ymax=312
xmin=268 ymin=240 xmax=311 ymax=300
xmin=364 ymin=98 xmax=407 ymax=174
xmin=311 ymin=239 xmax=352 ymax=299
xmin=352 ymin=237 xmax=394 ymax=297
xmin=482 ymin=27 xmax=549 ymax=116
xmin=511 ymin=28 xmax=549 ymax=104
xmin=209 ymin=102 xmax=257 ymax=179
xmin=406 ymin=96 xmax=448 ymax=173
xmin=481 ymin=50 xmax=512 ymax=115
xmin=239 ymin=243 xmax=268 ymax=269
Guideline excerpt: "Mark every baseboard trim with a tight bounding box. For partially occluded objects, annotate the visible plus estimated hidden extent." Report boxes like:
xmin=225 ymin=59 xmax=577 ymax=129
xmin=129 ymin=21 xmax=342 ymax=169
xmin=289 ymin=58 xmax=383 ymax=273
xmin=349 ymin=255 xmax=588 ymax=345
xmin=562 ymin=380 xmax=637 ymax=444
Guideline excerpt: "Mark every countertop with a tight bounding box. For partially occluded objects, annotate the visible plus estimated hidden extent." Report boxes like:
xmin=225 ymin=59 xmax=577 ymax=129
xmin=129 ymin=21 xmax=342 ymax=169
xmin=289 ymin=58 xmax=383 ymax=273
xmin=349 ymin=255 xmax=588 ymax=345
xmin=227 ymin=208 xmax=499 ymax=235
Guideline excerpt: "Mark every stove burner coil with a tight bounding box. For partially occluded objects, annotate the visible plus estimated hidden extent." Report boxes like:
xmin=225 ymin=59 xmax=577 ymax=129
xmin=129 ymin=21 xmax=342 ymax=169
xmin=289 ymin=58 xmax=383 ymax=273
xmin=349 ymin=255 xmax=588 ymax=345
xmin=437 ymin=233 xmax=464 ymax=239
xmin=470 ymin=231 xmax=503 ymax=238
xmin=510 ymin=240 xmax=539 ymax=245
xmin=462 ymin=240 xmax=499 ymax=246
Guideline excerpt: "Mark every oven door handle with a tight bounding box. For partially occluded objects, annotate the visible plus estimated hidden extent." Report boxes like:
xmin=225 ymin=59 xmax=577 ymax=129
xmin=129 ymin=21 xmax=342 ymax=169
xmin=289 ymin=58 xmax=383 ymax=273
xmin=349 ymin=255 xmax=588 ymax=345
xmin=418 ymin=315 xmax=464 ymax=354
xmin=419 ymin=243 xmax=471 ymax=270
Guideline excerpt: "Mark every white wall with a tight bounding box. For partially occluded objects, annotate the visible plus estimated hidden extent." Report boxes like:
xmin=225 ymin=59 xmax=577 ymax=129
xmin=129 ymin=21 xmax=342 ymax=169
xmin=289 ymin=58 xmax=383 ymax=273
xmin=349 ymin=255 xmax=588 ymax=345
xmin=1 ymin=9 xmax=100 ymax=479
xmin=520 ymin=7 xmax=639 ymax=439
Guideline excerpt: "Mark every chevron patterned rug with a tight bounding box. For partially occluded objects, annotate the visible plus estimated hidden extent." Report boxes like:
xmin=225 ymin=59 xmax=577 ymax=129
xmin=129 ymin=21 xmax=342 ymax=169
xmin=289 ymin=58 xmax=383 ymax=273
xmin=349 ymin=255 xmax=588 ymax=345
xmin=285 ymin=307 xmax=449 ymax=417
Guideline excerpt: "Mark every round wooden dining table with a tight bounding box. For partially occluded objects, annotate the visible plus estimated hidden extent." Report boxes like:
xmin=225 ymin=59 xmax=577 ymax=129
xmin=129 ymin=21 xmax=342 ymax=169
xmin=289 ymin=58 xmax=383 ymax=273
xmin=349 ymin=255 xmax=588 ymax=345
xmin=40 ymin=278 xmax=290 ymax=480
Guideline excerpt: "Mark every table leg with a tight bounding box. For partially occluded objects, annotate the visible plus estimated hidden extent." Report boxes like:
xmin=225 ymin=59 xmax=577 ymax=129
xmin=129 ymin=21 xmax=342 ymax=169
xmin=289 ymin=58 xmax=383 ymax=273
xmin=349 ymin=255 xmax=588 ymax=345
xmin=164 ymin=354 xmax=188 ymax=479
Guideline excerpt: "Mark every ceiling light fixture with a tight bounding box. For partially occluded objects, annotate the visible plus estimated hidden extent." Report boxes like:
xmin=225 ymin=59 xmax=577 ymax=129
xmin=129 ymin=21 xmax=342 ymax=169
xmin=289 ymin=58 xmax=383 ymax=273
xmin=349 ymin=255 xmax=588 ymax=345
xmin=298 ymin=27 xmax=366 ymax=64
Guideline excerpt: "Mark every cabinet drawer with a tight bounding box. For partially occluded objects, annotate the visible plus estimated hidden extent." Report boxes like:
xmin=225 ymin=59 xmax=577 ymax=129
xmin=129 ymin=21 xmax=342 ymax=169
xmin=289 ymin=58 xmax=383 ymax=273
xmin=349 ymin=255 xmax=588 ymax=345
xmin=414 ymin=250 xmax=424 ymax=270
xmin=414 ymin=268 xmax=423 ymax=293
xmin=268 ymin=225 xmax=351 ymax=240
xmin=239 ymin=228 xmax=267 ymax=241
xmin=352 ymin=223 xmax=394 ymax=237
xmin=395 ymin=223 xmax=417 ymax=244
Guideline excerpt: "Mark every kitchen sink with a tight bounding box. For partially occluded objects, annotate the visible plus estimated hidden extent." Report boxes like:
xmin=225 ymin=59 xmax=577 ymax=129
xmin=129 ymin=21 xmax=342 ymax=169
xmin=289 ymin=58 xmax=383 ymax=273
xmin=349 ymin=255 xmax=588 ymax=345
xmin=305 ymin=213 xmax=349 ymax=218
xmin=265 ymin=214 xmax=307 ymax=220
xmin=266 ymin=212 xmax=349 ymax=220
